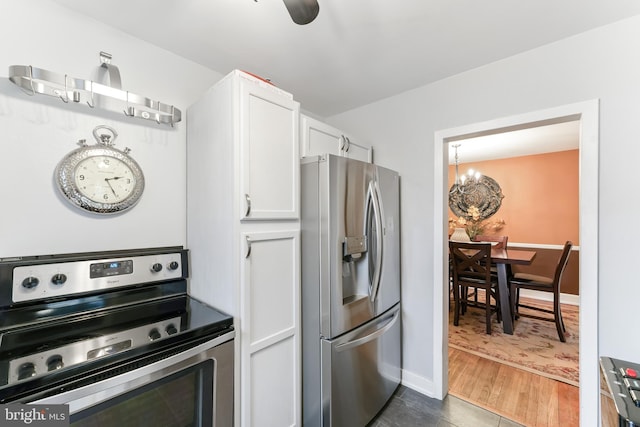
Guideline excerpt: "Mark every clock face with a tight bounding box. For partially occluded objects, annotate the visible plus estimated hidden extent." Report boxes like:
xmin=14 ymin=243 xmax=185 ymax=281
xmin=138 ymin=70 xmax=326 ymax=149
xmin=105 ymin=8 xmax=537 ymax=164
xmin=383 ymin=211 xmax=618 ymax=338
xmin=56 ymin=146 xmax=145 ymax=214
xmin=74 ymin=156 xmax=137 ymax=204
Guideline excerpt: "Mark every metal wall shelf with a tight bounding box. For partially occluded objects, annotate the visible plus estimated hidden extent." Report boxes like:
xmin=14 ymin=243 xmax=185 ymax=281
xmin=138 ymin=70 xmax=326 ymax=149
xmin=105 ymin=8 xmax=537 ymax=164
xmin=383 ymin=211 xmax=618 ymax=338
xmin=8 ymin=54 xmax=181 ymax=127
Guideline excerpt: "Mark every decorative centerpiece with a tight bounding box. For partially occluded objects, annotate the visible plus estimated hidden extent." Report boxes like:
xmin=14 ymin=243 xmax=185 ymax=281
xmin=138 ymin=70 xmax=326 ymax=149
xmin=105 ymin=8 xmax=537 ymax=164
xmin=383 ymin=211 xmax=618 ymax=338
xmin=450 ymin=227 xmax=471 ymax=242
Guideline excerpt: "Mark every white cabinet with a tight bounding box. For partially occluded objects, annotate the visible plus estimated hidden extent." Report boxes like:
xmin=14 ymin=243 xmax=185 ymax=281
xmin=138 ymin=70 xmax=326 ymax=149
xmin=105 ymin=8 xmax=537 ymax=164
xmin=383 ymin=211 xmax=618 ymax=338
xmin=239 ymin=82 xmax=299 ymax=220
xmin=187 ymin=70 xmax=300 ymax=427
xmin=241 ymin=231 xmax=299 ymax=427
xmin=300 ymin=114 xmax=373 ymax=162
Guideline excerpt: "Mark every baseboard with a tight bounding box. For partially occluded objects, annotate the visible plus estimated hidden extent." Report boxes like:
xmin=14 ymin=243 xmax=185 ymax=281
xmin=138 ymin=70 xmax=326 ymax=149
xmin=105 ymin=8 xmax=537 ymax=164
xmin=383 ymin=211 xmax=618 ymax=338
xmin=519 ymin=289 xmax=579 ymax=306
xmin=401 ymin=369 xmax=437 ymax=398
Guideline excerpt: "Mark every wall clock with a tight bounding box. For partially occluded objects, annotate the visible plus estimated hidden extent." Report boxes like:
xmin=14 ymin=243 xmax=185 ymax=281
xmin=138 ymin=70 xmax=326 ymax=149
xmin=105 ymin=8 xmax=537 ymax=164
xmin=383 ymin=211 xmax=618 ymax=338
xmin=55 ymin=125 xmax=145 ymax=214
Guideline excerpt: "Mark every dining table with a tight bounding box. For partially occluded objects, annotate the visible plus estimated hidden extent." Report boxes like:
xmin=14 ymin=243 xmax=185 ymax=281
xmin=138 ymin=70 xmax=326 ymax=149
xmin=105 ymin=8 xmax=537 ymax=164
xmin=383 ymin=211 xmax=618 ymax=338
xmin=490 ymin=247 xmax=537 ymax=334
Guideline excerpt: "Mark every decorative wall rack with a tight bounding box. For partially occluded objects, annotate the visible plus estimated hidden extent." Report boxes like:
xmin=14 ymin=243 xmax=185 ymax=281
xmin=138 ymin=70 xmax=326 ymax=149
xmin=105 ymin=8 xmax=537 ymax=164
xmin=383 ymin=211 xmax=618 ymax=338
xmin=8 ymin=52 xmax=181 ymax=126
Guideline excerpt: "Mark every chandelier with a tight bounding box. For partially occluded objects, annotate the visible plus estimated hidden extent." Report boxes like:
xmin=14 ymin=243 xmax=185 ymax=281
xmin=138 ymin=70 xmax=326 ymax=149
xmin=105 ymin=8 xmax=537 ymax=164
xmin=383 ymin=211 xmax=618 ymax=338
xmin=449 ymin=144 xmax=481 ymax=195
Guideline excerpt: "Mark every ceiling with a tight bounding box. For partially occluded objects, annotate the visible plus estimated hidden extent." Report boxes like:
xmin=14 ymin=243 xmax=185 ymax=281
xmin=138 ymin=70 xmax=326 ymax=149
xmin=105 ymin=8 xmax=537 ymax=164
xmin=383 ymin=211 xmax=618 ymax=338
xmin=50 ymin=0 xmax=640 ymax=118
xmin=447 ymin=120 xmax=580 ymax=164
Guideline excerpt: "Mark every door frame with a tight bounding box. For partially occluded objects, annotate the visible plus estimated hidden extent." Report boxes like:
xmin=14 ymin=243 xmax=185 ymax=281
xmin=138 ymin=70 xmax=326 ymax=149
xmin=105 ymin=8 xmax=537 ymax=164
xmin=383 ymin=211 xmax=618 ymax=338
xmin=432 ymin=100 xmax=599 ymax=423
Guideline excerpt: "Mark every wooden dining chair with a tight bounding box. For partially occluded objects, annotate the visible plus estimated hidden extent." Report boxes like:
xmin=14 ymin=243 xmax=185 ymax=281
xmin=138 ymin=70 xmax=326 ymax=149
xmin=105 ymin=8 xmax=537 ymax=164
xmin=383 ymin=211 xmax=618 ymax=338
xmin=449 ymin=241 xmax=500 ymax=334
xmin=467 ymin=235 xmax=509 ymax=303
xmin=508 ymin=241 xmax=573 ymax=342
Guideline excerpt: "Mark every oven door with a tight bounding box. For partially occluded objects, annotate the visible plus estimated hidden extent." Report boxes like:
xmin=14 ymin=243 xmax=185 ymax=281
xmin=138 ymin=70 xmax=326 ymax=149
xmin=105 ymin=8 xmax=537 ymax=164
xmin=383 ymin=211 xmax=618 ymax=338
xmin=31 ymin=332 xmax=234 ymax=427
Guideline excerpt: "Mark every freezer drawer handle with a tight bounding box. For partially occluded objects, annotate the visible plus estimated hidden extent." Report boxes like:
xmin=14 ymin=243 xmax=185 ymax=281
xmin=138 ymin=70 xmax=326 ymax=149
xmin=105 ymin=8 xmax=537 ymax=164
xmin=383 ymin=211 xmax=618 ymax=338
xmin=334 ymin=308 xmax=399 ymax=352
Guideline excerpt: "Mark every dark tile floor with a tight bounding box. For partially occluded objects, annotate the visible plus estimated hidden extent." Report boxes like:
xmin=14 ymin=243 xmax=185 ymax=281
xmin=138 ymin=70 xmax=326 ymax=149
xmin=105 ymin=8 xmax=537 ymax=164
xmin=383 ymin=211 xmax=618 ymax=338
xmin=369 ymin=385 xmax=524 ymax=427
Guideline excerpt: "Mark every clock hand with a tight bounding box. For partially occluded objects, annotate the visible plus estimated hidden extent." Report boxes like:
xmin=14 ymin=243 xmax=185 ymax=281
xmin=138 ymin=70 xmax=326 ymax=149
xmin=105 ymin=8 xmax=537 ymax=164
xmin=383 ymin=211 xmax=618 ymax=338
xmin=104 ymin=178 xmax=118 ymax=197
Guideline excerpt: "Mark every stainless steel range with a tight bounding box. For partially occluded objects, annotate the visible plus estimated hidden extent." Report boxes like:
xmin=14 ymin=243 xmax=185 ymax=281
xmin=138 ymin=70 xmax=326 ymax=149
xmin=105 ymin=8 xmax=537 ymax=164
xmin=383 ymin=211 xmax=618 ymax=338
xmin=0 ymin=247 xmax=234 ymax=426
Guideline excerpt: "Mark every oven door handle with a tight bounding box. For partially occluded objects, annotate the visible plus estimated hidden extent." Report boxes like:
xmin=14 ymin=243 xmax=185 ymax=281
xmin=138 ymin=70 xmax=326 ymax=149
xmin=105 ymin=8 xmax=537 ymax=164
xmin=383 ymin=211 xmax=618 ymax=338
xmin=31 ymin=331 xmax=235 ymax=415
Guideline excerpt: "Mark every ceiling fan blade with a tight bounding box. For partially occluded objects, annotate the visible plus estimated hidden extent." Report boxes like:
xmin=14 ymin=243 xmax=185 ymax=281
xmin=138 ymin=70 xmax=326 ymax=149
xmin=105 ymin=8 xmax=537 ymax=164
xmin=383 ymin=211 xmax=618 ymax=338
xmin=282 ymin=0 xmax=319 ymax=25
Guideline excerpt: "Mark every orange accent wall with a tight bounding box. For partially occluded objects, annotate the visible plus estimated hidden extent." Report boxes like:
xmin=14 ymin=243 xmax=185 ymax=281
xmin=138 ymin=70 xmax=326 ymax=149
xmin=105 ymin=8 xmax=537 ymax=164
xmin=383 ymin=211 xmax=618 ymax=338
xmin=448 ymin=150 xmax=579 ymax=245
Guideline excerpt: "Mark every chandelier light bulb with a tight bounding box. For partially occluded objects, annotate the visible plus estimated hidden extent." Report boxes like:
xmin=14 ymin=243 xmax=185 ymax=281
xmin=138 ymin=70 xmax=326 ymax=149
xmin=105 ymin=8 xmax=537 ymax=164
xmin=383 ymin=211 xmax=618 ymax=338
xmin=464 ymin=168 xmax=482 ymax=182
xmin=449 ymin=144 xmax=482 ymax=196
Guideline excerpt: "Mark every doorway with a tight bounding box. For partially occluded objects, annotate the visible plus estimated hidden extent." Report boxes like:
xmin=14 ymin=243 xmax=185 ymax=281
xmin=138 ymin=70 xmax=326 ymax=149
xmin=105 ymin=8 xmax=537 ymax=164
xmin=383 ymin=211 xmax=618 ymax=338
xmin=432 ymin=101 xmax=599 ymax=423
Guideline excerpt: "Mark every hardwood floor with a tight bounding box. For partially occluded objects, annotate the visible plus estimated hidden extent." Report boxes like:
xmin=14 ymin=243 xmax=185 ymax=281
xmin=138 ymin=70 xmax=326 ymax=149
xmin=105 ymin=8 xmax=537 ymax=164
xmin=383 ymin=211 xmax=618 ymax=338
xmin=449 ymin=347 xmax=619 ymax=426
xmin=449 ymin=347 xmax=578 ymax=426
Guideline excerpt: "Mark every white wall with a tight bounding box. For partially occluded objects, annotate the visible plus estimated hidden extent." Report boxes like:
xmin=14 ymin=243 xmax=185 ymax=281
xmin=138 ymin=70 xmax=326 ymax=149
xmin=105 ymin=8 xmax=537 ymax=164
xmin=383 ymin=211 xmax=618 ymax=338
xmin=327 ymin=14 xmax=640 ymax=394
xmin=0 ymin=0 xmax=223 ymax=257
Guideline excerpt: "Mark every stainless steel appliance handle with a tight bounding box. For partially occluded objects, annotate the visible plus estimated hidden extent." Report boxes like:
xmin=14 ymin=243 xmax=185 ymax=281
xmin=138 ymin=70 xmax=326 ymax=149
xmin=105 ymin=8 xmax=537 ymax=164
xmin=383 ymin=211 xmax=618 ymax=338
xmin=334 ymin=306 xmax=399 ymax=352
xmin=32 ymin=332 xmax=235 ymax=412
xmin=369 ymin=180 xmax=384 ymax=302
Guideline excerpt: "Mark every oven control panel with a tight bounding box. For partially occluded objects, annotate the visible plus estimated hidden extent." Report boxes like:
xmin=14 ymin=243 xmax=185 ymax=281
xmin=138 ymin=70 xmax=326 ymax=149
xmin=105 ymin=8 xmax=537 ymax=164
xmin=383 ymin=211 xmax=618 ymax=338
xmin=90 ymin=260 xmax=134 ymax=278
xmin=7 ymin=317 xmax=182 ymax=385
xmin=11 ymin=251 xmax=186 ymax=304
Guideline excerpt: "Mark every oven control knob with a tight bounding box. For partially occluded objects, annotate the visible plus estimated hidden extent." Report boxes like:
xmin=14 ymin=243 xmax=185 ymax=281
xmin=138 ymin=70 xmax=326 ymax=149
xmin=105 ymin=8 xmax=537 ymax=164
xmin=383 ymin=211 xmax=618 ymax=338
xmin=151 ymin=263 xmax=163 ymax=273
xmin=168 ymin=261 xmax=179 ymax=271
xmin=148 ymin=328 xmax=161 ymax=341
xmin=17 ymin=362 xmax=36 ymax=380
xmin=51 ymin=274 xmax=67 ymax=286
xmin=166 ymin=324 xmax=178 ymax=335
xmin=46 ymin=355 xmax=64 ymax=371
xmin=21 ymin=277 xmax=39 ymax=290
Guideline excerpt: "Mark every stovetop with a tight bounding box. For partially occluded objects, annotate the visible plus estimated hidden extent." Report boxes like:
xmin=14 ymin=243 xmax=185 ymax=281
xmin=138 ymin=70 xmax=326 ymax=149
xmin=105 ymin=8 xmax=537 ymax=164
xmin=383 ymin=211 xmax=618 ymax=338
xmin=0 ymin=247 xmax=234 ymax=403
xmin=0 ymin=286 xmax=233 ymax=401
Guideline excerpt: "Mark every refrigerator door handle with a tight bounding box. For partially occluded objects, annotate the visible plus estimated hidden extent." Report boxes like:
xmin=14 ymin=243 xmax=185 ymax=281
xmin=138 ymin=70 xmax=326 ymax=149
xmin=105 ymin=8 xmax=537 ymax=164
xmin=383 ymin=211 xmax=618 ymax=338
xmin=368 ymin=180 xmax=384 ymax=302
xmin=334 ymin=306 xmax=399 ymax=352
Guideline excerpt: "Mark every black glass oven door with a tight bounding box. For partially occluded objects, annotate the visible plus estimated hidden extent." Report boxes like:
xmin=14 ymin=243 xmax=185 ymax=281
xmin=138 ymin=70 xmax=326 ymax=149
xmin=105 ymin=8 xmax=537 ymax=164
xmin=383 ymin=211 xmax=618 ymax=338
xmin=71 ymin=360 xmax=212 ymax=427
xmin=31 ymin=335 xmax=234 ymax=427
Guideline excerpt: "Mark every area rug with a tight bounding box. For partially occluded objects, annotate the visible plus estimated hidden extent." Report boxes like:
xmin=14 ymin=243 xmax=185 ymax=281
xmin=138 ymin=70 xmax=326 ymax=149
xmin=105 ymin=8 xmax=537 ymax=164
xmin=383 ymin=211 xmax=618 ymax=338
xmin=448 ymin=296 xmax=579 ymax=386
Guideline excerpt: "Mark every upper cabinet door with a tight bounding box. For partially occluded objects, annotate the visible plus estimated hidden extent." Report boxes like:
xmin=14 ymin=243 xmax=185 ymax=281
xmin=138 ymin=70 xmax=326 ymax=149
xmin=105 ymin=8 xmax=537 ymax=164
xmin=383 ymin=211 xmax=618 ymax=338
xmin=300 ymin=114 xmax=373 ymax=163
xmin=239 ymin=80 xmax=300 ymax=220
xmin=300 ymin=115 xmax=343 ymax=158
xmin=342 ymin=137 xmax=373 ymax=163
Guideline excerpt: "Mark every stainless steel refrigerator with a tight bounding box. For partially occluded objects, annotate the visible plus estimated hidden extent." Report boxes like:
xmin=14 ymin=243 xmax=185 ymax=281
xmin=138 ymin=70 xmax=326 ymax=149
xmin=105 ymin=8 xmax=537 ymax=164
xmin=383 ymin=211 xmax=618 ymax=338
xmin=301 ymin=154 xmax=402 ymax=427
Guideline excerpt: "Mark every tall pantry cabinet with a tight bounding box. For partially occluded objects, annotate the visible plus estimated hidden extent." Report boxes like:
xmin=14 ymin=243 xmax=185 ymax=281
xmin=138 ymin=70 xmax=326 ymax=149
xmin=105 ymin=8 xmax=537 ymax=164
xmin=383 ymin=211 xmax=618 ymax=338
xmin=186 ymin=70 xmax=300 ymax=427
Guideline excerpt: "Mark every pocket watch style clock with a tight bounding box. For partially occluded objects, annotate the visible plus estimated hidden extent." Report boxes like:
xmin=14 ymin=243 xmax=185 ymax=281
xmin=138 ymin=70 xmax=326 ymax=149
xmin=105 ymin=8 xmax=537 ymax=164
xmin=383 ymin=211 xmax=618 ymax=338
xmin=55 ymin=125 xmax=145 ymax=214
